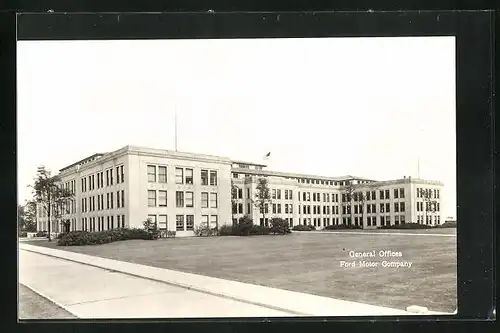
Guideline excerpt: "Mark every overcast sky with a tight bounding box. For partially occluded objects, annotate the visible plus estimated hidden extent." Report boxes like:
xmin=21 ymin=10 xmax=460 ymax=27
xmin=17 ymin=37 xmax=456 ymax=218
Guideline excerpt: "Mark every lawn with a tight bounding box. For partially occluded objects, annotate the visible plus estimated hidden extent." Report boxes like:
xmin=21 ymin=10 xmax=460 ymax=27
xmin=27 ymin=230 xmax=457 ymax=313
xmin=18 ymin=284 xmax=77 ymax=319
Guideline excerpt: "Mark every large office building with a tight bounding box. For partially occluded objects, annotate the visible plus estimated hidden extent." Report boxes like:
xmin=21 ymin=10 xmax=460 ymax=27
xmin=36 ymin=145 xmax=444 ymax=235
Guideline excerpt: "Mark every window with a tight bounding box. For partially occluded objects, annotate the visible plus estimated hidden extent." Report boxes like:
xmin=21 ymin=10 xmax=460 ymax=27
xmin=394 ymin=189 xmax=399 ymax=198
xmin=277 ymin=204 xmax=282 ymax=214
xmin=148 ymin=214 xmax=157 ymax=227
xmin=147 ymin=165 xmax=156 ymax=182
xmin=176 ymin=191 xmax=184 ymax=207
xmin=175 ymin=168 xmax=184 ymax=184
xmin=184 ymin=168 xmax=193 ymax=184
xmin=116 ymin=166 xmax=120 ymax=183
xmin=380 ymin=203 xmax=385 ymax=213
xmin=185 ymin=192 xmax=194 ymax=207
xmin=238 ymin=188 xmax=243 ymax=199
xmin=394 ymin=202 xmax=399 ymax=212
xmin=247 ymin=188 xmax=250 ymax=198
xmin=201 ymin=170 xmax=209 ymax=185
xmin=121 ymin=215 xmax=125 ymax=228
xmin=277 ymin=190 xmax=281 ymax=200
xmin=238 ymin=203 xmax=243 ymax=214
xmin=121 ymin=190 xmax=125 ymax=208
xmin=158 ymin=215 xmax=167 ymax=230
xmin=201 ymin=192 xmax=209 ymax=208
xmin=247 ymin=203 xmax=251 ymax=214
xmin=201 ymin=215 xmax=209 ymax=227
xmin=366 ymin=191 xmax=371 ymax=200
xmin=117 ymin=191 xmax=121 ymax=208
xmin=110 ymin=170 xmax=113 ymax=185
xmin=272 ymin=204 xmax=277 ymax=214
xmin=272 ymin=189 xmax=276 ymax=199
xmin=400 ymin=202 xmax=405 ymax=212
xmin=386 ymin=203 xmax=390 ymax=212
xmin=148 ymin=190 xmax=156 ymax=207
xmin=158 ymin=190 xmax=167 ymax=207
xmin=186 ymin=215 xmax=194 ymax=231
xmin=158 ymin=166 xmax=167 ymax=183
xmin=111 ymin=215 xmax=114 ymax=229
xmin=400 ymin=188 xmax=405 ymax=198
xmin=210 ymin=215 xmax=218 ymax=228
xmin=395 ymin=215 xmax=400 ymax=225
xmin=386 ymin=216 xmax=391 ymax=225
xmin=380 ymin=216 xmax=385 ymax=226
xmin=176 ymin=215 xmax=185 ymax=231
xmin=110 ymin=193 xmax=114 ymax=209
xmin=380 ymin=190 xmax=384 ymax=200
xmin=210 ymin=171 xmax=218 ymax=186
xmin=210 ymin=193 xmax=218 ymax=208
xmin=401 ymin=215 xmax=405 ymax=224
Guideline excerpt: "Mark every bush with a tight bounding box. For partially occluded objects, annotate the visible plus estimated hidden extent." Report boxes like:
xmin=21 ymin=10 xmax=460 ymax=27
xmin=18 ymin=231 xmax=27 ymax=238
xmin=249 ymin=225 xmax=271 ymax=235
xmin=324 ymin=224 xmax=362 ymax=230
xmin=269 ymin=217 xmax=291 ymax=235
xmin=377 ymin=223 xmax=432 ymax=230
xmin=235 ymin=216 xmax=254 ymax=236
xmin=35 ymin=231 xmax=47 ymax=237
xmin=57 ymin=228 xmax=154 ymax=246
xmin=143 ymin=218 xmax=159 ymax=240
xmin=292 ymin=224 xmax=316 ymax=231
xmin=434 ymin=221 xmax=457 ymax=228
xmin=194 ymin=224 xmax=218 ymax=237
xmin=219 ymin=225 xmax=236 ymax=236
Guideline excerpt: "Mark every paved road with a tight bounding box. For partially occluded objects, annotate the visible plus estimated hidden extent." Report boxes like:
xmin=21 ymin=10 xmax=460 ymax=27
xmin=19 ymin=250 xmax=294 ymax=319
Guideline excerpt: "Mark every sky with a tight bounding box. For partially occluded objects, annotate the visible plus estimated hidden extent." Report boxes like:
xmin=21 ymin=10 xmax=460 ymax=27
xmin=17 ymin=37 xmax=456 ymax=219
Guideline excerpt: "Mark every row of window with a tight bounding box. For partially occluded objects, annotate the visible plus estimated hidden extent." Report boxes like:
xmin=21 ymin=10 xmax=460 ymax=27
xmin=416 ymin=215 xmax=441 ymax=224
xmin=63 ymin=180 xmax=76 ymax=195
xmin=81 ymin=191 xmax=125 ymax=212
xmin=82 ymin=215 xmax=126 ymax=232
xmin=416 ymin=201 xmax=440 ymax=212
xmin=146 ymin=214 xmax=218 ymax=232
xmin=147 ymin=190 xmax=218 ymax=208
xmin=81 ymin=165 xmax=125 ymax=192
xmin=417 ymin=188 xmax=441 ymax=199
xmin=147 ymin=165 xmax=218 ymax=186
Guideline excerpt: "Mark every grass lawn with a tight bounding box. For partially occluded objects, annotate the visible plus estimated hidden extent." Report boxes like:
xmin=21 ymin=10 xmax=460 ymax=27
xmin=27 ymin=230 xmax=457 ymax=313
xmin=18 ymin=284 xmax=77 ymax=319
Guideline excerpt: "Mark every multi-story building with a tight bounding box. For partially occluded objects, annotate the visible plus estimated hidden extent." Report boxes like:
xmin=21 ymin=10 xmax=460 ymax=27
xmin=231 ymin=162 xmax=444 ymax=229
xmin=36 ymin=145 xmax=444 ymax=236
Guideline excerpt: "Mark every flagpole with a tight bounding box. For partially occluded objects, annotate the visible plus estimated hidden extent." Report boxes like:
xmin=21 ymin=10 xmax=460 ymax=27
xmin=174 ymin=104 xmax=178 ymax=152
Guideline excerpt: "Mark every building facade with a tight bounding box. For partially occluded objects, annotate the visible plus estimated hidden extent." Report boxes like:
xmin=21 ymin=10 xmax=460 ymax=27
xmin=36 ymin=145 xmax=444 ymax=235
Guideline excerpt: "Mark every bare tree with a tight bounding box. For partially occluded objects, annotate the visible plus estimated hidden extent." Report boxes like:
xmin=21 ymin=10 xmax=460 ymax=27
xmin=254 ymin=177 xmax=271 ymax=227
xmin=31 ymin=166 xmax=74 ymax=241
xmin=342 ymin=180 xmax=356 ymax=225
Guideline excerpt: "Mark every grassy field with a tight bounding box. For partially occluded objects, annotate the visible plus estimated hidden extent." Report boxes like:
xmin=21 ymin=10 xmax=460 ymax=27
xmin=18 ymin=284 xmax=77 ymax=319
xmin=26 ymin=230 xmax=457 ymax=312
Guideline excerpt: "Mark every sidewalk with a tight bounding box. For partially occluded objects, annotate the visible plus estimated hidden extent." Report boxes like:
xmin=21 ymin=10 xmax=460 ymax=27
xmin=19 ymin=243 xmax=452 ymax=317
xmin=19 ymin=250 xmax=293 ymax=318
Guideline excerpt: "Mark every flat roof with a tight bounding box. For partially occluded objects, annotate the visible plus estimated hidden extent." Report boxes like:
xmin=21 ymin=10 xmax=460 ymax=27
xmin=231 ymin=167 xmax=377 ymax=182
xmin=231 ymin=160 xmax=268 ymax=167
xmin=59 ymin=153 xmax=107 ymax=172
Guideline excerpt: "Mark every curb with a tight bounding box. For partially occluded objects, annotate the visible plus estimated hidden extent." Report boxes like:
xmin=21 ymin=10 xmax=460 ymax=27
xmin=19 ymin=283 xmax=80 ymax=318
xmin=20 ymin=243 xmax=453 ymax=317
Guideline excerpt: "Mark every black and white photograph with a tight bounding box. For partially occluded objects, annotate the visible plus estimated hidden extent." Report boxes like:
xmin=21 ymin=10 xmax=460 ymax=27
xmin=17 ymin=36 xmax=457 ymax=319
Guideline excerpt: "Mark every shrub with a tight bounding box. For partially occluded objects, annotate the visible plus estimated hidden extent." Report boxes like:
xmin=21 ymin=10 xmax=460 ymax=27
xmin=143 ymin=218 xmax=159 ymax=240
xmin=194 ymin=223 xmax=217 ymax=237
xmin=434 ymin=221 xmax=457 ymax=228
xmin=35 ymin=231 xmax=47 ymax=237
xmin=235 ymin=216 xmax=254 ymax=236
xmin=249 ymin=225 xmax=271 ymax=235
xmin=324 ymin=224 xmax=362 ymax=230
xmin=219 ymin=225 xmax=236 ymax=236
xmin=292 ymin=224 xmax=315 ymax=231
xmin=269 ymin=217 xmax=291 ymax=235
xmin=18 ymin=231 xmax=27 ymax=238
xmin=166 ymin=230 xmax=177 ymax=238
xmin=377 ymin=223 xmax=432 ymax=230
xmin=57 ymin=228 xmax=154 ymax=246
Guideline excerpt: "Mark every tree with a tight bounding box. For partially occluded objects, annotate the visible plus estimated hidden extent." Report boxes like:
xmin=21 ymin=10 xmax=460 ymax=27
xmin=269 ymin=217 xmax=291 ymax=235
xmin=342 ymin=180 xmax=356 ymax=226
xmin=254 ymin=177 xmax=271 ymax=227
xmin=356 ymin=191 xmax=368 ymax=228
xmin=31 ymin=166 xmax=74 ymax=241
xmin=231 ymin=180 xmax=239 ymax=226
xmin=18 ymin=201 xmax=37 ymax=232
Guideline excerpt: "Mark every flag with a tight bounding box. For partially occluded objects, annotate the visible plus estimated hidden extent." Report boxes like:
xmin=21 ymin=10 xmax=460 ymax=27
xmin=264 ymin=152 xmax=271 ymax=160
